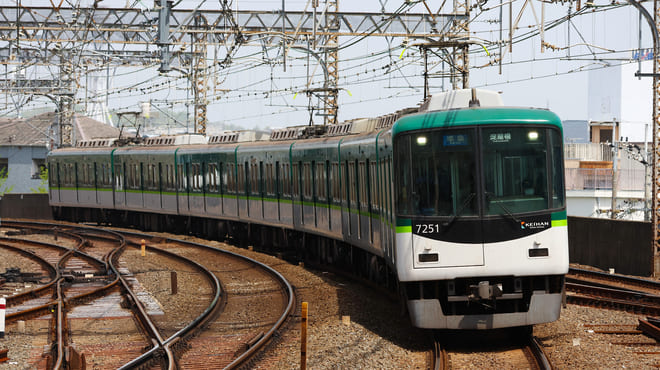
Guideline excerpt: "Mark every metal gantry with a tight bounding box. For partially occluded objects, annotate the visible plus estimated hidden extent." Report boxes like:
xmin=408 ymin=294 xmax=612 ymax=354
xmin=0 ymin=4 xmax=467 ymax=141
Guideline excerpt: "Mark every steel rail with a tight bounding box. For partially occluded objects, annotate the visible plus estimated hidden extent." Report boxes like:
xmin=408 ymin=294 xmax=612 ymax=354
xmin=102 ymin=230 xmax=174 ymax=370
xmin=116 ymin=238 xmax=223 ymax=370
xmin=527 ymin=335 xmax=553 ymax=370
xmin=566 ymin=282 xmax=660 ymax=306
xmin=568 ymin=267 xmax=660 ymax=292
xmin=118 ymin=233 xmax=296 ymax=369
xmin=566 ymin=292 xmax=660 ymax=316
xmin=3 ymin=220 xmax=296 ymax=368
xmin=430 ymin=331 xmax=448 ymax=370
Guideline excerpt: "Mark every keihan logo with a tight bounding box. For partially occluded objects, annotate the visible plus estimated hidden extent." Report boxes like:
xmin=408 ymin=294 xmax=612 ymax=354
xmin=520 ymin=221 xmax=550 ymax=230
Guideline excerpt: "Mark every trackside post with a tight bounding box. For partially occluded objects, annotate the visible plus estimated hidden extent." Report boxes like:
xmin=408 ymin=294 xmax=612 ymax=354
xmin=0 ymin=297 xmax=5 ymax=338
xmin=301 ymin=301 xmax=308 ymax=369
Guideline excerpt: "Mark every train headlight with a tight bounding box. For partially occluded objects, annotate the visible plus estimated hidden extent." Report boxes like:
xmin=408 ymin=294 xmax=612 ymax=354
xmin=527 ymin=131 xmax=539 ymax=141
xmin=416 ymin=136 xmax=427 ymax=146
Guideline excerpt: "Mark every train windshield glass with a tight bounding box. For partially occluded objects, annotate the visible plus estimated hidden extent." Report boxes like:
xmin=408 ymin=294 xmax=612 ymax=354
xmin=395 ymin=129 xmax=478 ymax=217
xmin=482 ymin=127 xmax=561 ymax=215
xmin=395 ymin=125 xmax=564 ymax=218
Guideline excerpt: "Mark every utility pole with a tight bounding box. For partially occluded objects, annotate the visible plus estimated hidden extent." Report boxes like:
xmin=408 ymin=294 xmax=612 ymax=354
xmin=192 ymin=13 xmax=209 ymax=135
xmin=611 ymin=120 xmax=618 ymax=219
xmin=323 ymin=0 xmax=339 ymax=125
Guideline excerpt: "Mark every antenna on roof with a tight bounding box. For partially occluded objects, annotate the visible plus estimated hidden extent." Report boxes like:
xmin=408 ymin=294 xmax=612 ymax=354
xmin=469 ymin=88 xmax=480 ymax=107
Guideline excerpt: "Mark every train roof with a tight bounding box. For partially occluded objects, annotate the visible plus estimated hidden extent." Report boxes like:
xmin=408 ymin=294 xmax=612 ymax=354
xmin=391 ymin=107 xmax=563 ymax=137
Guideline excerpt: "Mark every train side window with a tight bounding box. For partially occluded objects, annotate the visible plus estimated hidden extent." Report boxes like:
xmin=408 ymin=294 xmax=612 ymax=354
xmin=137 ymin=163 xmax=142 ymax=189
xmin=380 ymin=161 xmax=387 ymax=216
xmin=237 ymin=163 xmax=246 ymax=195
xmin=168 ymin=164 xmax=175 ymax=190
xmin=126 ymin=163 xmax=132 ymax=189
xmin=349 ymin=161 xmax=357 ymax=208
xmin=303 ymin=162 xmax=312 ymax=201
xmin=208 ymin=163 xmax=215 ymax=192
xmin=157 ymin=163 xmax=162 ymax=190
xmin=81 ymin=163 xmax=87 ymax=186
xmin=108 ymin=163 xmax=113 ymax=187
xmin=152 ymin=163 xmax=158 ymax=190
xmin=92 ymin=163 xmax=98 ymax=187
xmin=145 ymin=164 xmax=151 ymax=190
xmin=387 ymin=158 xmax=393 ymax=222
xmin=127 ymin=163 xmax=133 ymax=189
xmin=225 ymin=163 xmax=234 ymax=194
xmin=317 ymin=162 xmax=326 ymax=202
xmin=86 ymin=163 xmax=91 ymax=186
xmin=218 ymin=162 xmax=224 ymax=195
xmin=394 ymin=136 xmax=412 ymax=215
xmin=331 ymin=162 xmax=339 ymax=202
xmin=114 ymin=164 xmax=123 ymax=190
xmin=125 ymin=163 xmax=130 ymax=189
xmin=370 ymin=160 xmax=377 ymax=211
xmin=202 ymin=162 xmax=207 ymax=192
xmin=284 ymin=163 xmax=291 ymax=197
xmin=292 ymin=163 xmax=299 ymax=197
xmin=359 ymin=161 xmax=367 ymax=208
xmin=550 ymin=129 xmax=565 ymax=209
xmin=188 ymin=163 xmax=194 ymax=191
xmin=177 ymin=163 xmax=184 ymax=191
xmin=48 ymin=163 xmax=55 ymax=186
xmin=258 ymin=162 xmax=265 ymax=196
xmin=195 ymin=163 xmax=202 ymax=191
xmin=340 ymin=162 xmax=346 ymax=203
xmin=251 ymin=163 xmax=259 ymax=196
xmin=264 ymin=163 xmax=272 ymax=196
xmin=196 ymin=163 xmax=202 ymax=191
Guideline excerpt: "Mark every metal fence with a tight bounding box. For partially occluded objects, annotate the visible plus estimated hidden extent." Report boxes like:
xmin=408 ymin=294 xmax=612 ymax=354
xmin=564 ymin=143 xmax=613 ymax=161
xmin=565 ymin=168 xmax=646 ymax=191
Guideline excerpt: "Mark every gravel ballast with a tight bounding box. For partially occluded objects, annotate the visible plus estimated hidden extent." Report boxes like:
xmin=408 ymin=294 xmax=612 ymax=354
xmin=0 ymin=230 xmax=657 ymax=369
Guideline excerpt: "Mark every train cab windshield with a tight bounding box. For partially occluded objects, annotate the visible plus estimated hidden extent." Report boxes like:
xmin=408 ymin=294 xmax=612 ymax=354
xmin=395 ymin=126 xmax=564 ymax=218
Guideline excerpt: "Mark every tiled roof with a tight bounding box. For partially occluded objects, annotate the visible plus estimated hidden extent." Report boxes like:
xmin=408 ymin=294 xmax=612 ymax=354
xmin=0 ymin=114 xmax=51 ymax=146
xmin=0 ymin=112 xmax=121 ymax=146
xmin=75 ymin=115 xmax=121 ymax=141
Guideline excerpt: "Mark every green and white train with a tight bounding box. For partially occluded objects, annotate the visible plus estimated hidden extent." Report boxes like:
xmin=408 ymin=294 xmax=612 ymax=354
xmin=48 ymin=89 xmax=568 ymax=329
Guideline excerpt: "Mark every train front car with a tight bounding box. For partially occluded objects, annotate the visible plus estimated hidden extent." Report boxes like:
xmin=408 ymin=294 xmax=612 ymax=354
xmin=392 ymin=90 xmax=568 ymax=330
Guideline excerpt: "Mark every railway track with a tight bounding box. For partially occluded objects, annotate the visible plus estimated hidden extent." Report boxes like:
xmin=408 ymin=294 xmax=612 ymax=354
xmin=566 ymin=267 xmax=660 ymax=316
xmin=0 ymin=220 xmax=295 ymax=369
xmin=431 ymin=329 xmax=553 ymax=370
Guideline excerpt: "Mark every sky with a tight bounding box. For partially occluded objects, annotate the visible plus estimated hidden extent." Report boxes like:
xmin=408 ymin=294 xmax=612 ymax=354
xmin=3 ymin=0 xmax=656 ymax=131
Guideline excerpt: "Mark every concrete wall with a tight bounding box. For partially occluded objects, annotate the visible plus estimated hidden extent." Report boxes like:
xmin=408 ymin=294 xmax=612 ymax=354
xmin=568 ymin=216 xmax=653 ymax=276
xmin=0 ymin=146 xmax=48 ymax=194
xmin=0 ymin=193 xmax=52 ymax=220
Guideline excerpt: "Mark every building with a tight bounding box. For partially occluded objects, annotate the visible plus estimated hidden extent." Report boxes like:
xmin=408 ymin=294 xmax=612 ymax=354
xmin=564 ymin=60 xmax=652 ymax=220
xmin=0 ymin=112 xmax=120 ymax=194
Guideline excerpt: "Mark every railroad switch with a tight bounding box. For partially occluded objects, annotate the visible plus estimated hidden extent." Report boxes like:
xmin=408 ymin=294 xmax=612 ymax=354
xmin=0 ymin=268 xmax=44 ymax=283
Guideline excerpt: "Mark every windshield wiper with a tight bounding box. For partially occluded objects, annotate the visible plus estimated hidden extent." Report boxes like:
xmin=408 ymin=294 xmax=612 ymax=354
xmin=485 ymin=192 xmax=522 ymax=225
xmin=442 ymin=192 xmax=476 ymax=227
